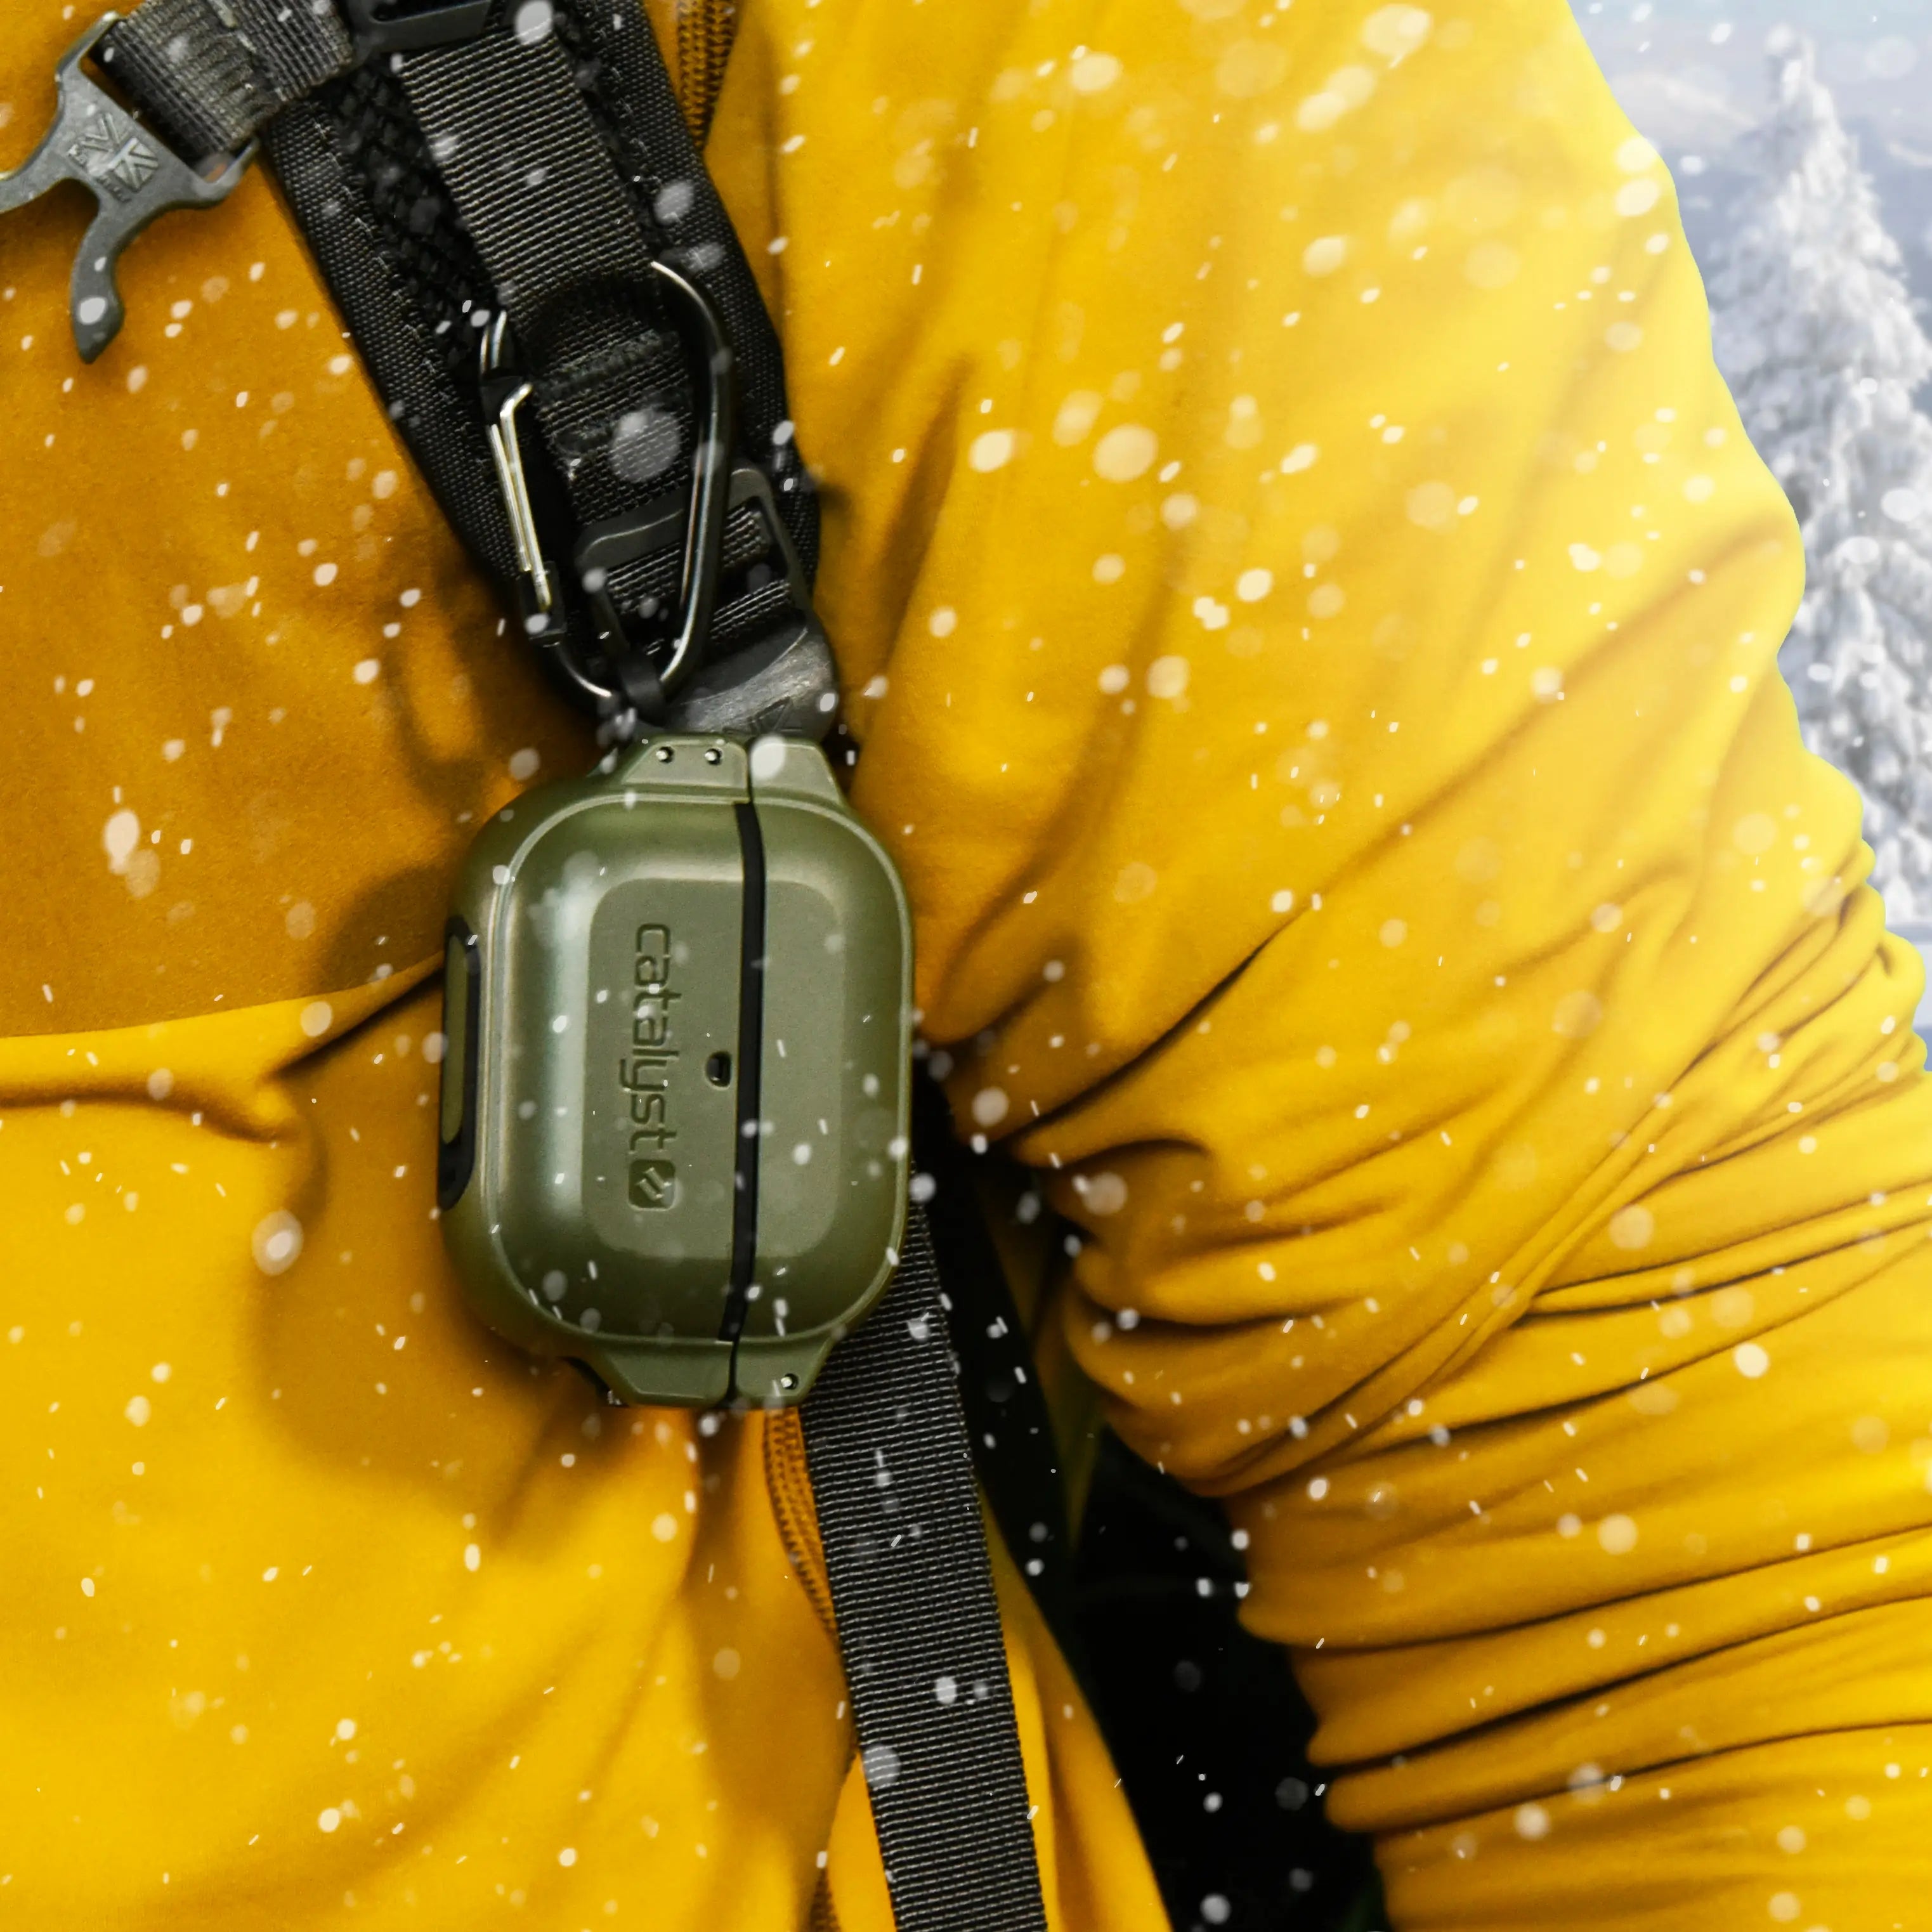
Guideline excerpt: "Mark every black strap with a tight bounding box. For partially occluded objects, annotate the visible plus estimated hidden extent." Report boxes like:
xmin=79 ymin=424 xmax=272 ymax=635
xmin=913 ymin=1073 xmax=1083 ymax=1664
xmin=99 ymin=0 xmax=356 ymax=163
xmin=804 ymin=1206 xmax=1049 ymax=1932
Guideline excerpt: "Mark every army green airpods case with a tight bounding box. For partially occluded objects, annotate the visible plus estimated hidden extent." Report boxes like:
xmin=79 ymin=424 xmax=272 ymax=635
xmin=436 ymin=733 xmax=912 ymax=1407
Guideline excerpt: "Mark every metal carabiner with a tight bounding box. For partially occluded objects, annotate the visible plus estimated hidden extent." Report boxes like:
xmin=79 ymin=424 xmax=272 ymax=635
xmin=480 ymin=260 xmax=737 ymax=728
xmin=0 ymin=16 xmax=252 ymax=362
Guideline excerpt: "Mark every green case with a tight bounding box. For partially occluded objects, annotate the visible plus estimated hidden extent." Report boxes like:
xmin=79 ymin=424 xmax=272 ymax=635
xmin=437 ymin=734 xmax=913 ymax=1407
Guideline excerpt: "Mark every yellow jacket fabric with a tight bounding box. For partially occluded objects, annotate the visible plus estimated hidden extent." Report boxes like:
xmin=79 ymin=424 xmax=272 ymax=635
xmin=4 ymin=1 xmax=1930 ymax=1928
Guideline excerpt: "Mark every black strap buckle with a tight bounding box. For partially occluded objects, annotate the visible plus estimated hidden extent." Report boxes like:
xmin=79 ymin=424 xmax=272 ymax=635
xmin=0 ymin=16 xmax=251 ymax=362
xmin=341 ymin=0 xmax=495 ymax=58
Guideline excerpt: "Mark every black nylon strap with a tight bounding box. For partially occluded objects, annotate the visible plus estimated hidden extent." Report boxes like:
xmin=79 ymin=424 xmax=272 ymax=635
xmin=804 ymin=1206 xmax=1050 ymax=1932
xmin=100 ymin=0 xmax=355 ymax=163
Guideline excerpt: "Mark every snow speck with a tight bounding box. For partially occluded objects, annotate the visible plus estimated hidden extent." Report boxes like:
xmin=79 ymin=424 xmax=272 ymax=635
xmin=1076 ymin=1171 xmax=1129 ymax=1215
xmin=162 ymin=738 xmax=185 ymax=762
xmin=1569 ymin=544 xmax=1603 ymax=573
xmin=1069 ymin=51 xmax=1122 ymax=93
xmin=1596 ymin=1513 xmax=1638 ymax=1555
xmin=300 ymin=1001 xmax=334 ymax=1039
xmin=651 ymin=1513 xmax=679 ymax=1542
xmin=971 ymin=1087 xmax=1010 ymax=1128
xmin=1093 ymin=552 xmax=1125 ymax=584
xmin=1302 ymin=236 xmax=1349 ymax=278
xmin=103 ymin=809 xmax=141 ymax=874
xmin=1513 ymin=1803 xmax=1550 ymax=1841
xmin=507 ymin=747 xmax=541 ymax=783
xmin=1147 ymin=655 xmax=1190 ymax=699
xmin=1054 ymin=389 xmax=1104 ymax=446
xmin=1236 ymin=568 xmax=1274 ymax=603
xmin=124 ymin=1394 xmax=152 ymax=1427
xmin=81 ymin=1575 xmax=96 ymax=1596
xmin=1734 ymin=1341 xmax=1771 ymax=1379
xmin=929 ymin=606 xmax=958 ymax=637
xmin=1098 ymin=664 xmax=1130 ymax=695
xmin=312 ymin=563 xmax=339 ymax=587
xmin=1271 ymin=890 xmax=1296 ymax=914
xmin=252 ymin=1210 xmax=305 ymax=1277
xmin=352 ymin=658 xmax=380 ymax=685
xmin=750 ymin=736 xmax=788 ymax=781
xmin=1361 ymin=6 xmax=1433 ymax=62
xmin=1883 ymin=487 xmax=1924 ymax=524
xmin=1614 ymin=179 xmax=1661 ymax=219
xmin=1380 ymin=918 xmax=1407 ymax=948
xmin=1093 ymin=424 xmax=1158 ymax=482
xmin=335 ymin=1718 xmax=356 ymax=1741
xmin=151 ymin=1362 xmax=171 ymax=1384
xmin=1551 ymin=990 xmax=1603 ymax=1039
xmin=318 ymin=1808 xmax=342 ymax=1834
xmin=558 ymin=1846 xmax=577 ymax=1867
xmin=862 ymin=1742 xmax=901 ymax=1791
xmin=1609 ymin=1205 xmax=1654 ymax=1250
xmin=1407 ymin=481 xmax=1459 ymax=532
xmin=969 ymin=429 xmax=1017 ymax=473
xmin=712 ymin=1647 xmax=741 ymax=1680
xmin=464 ymin=1543 xmax=481 ymax=1572
xmin=147 ymin=1067 xmax=174 ymax=1101
xmin=1767 ymin=1895 xmax=1800 ymax=1924
xmin=513 ymin=0 xmax=554 ymax=40
xmin=1280 ymin=443 xmax=1319 ymax=474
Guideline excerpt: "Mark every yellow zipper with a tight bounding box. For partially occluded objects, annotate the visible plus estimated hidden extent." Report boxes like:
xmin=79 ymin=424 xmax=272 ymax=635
xmin=676 ymin=0 xmax=740 ymax=145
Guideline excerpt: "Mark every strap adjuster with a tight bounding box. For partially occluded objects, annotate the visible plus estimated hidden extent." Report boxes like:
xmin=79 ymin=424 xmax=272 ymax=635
xmin=0 ymin=16 xmax=251 ymax=362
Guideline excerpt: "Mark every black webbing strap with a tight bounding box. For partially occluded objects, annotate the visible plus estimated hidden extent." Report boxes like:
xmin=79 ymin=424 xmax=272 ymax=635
xmin=99 ymin=0 xmax=356 ymax=163
xmin=804 ymin=1206 xmax=1050 ymax=1932
xmin=912 ymin=1072 xmax=1083 ymax=1665
xmin=396 ymin=27 xmax=725 ymax=666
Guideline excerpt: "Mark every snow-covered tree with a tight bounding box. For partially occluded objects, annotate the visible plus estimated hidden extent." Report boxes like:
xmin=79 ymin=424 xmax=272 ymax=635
xmin=1705 ymin=31 xmax=1932 ymax=920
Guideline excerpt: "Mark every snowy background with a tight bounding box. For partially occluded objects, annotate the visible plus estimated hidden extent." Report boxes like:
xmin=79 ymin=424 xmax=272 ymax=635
xmin=1576 ymin=2 xmax=1932 ymax=298
xmin=1574 ymin=4 xmax=1932 ymax=1019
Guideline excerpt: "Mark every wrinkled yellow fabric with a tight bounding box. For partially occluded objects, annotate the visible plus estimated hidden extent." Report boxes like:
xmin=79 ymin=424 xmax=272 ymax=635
xmin=5 ymin=3 xmax=1931 ymax=1931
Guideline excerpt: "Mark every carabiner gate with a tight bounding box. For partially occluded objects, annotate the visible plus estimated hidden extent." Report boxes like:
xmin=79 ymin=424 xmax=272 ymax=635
xmin=480 ymin=262 xmax=736 ymax=736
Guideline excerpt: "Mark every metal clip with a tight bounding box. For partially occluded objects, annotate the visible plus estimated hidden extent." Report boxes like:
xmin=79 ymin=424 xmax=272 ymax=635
xmin=479 ymin=261 xmax=736 ymax=731
xmin=479 ymin=311 xmax=570 ymax=649
xmin=0 ymin=16 xmax=252 ymax=362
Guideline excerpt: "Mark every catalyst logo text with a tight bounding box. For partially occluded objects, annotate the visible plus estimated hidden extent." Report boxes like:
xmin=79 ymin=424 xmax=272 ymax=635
xmin=621 ymin=922 xmax=679 ymax=1210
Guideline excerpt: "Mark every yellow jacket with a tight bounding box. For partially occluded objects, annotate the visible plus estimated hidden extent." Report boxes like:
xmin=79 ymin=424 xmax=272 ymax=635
xmin=4 ymin=0 xmax=1929 ymax=1926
